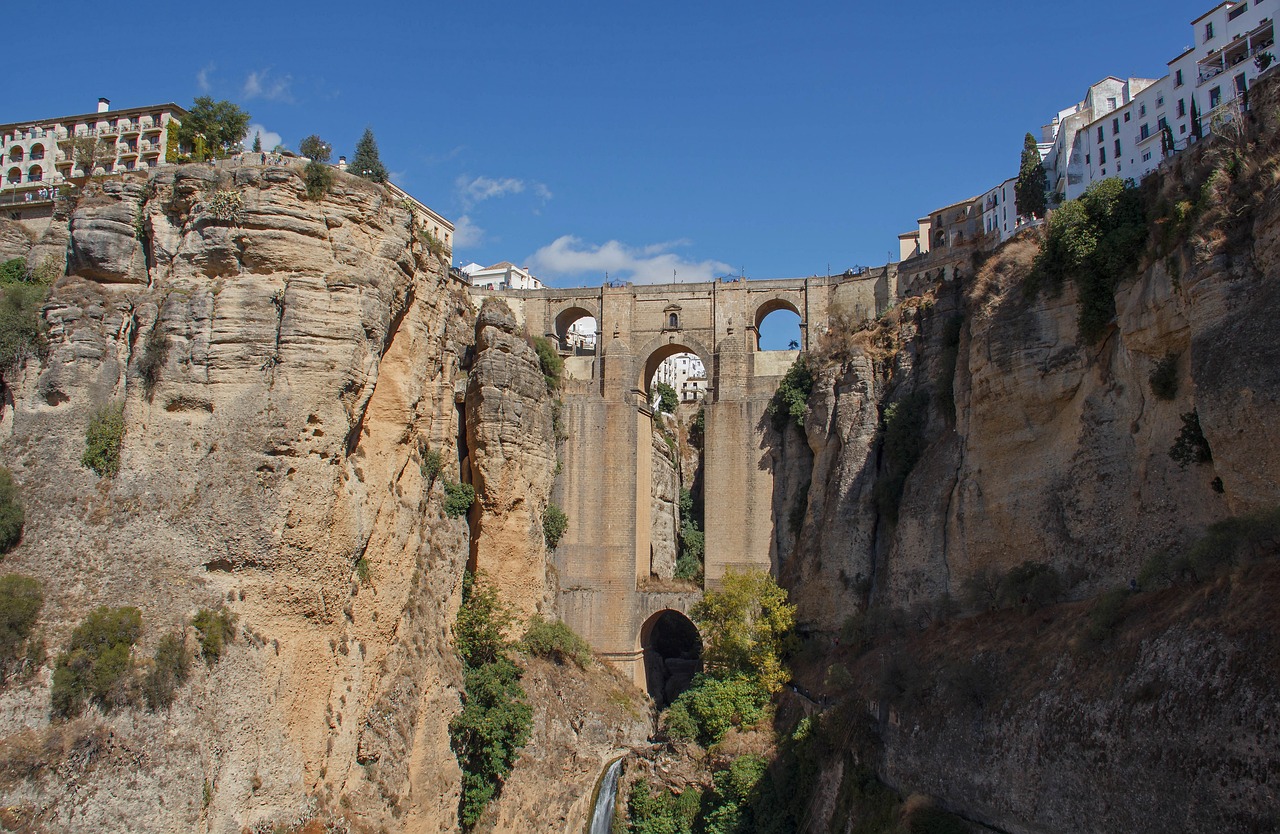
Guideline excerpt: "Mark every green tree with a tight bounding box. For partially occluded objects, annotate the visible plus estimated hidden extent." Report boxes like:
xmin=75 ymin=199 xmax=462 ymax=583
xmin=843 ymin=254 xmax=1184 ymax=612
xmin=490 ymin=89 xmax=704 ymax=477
xmin=450 ymin=657 xmax=532 ymax=827
xmin=454 ymin=572 xmax=515 ymax=668
xmin=0 ymin=467 xmax=24 ymax=554
xmin=691 ymin=569 xmax=796 ymax=693
xmin=1015 ymin=132 xmax=1048 ymax=219
xmin=251 ymin=132 xmax=263 ymax=153
xmin=0 ymin=574 xmax=43 ymax=673
xmin=71 ymin=135 xmax=114 ymax=176
xmin=50 ymin=606 xmax=142 ymax=718
xmin=767 ymin=357 xmax=814 ymax=430
xmin=298 ymin=134 xmax=331 ymax=163
xmin=543 ymin=503 xmax=568 ymax=549
xmin=351 ymin=128 xmax=388 ymax=183
xmin=177 ymin=97 xmax=252 ymax=161
xmin=654 ymin=382 xmax=678 ymax=414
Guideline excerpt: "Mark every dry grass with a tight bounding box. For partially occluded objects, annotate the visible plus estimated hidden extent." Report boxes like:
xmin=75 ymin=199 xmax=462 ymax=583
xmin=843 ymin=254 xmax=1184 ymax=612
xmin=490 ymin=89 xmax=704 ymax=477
xmin=965 ymin=234 xmax=1041 ymax=318
xmin=0 ymin=718 xmax=111 ymax=789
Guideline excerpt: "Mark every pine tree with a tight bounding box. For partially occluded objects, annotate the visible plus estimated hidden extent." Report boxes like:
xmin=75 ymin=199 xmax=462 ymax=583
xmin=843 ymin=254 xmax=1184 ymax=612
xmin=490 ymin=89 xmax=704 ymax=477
xmin=252 ymin=132 xmax=262 ymax=153
xmin=1015 ymin=132 xmax=1048 ymax=220
xmin=351 ymin=128 xmax=388 ymax=183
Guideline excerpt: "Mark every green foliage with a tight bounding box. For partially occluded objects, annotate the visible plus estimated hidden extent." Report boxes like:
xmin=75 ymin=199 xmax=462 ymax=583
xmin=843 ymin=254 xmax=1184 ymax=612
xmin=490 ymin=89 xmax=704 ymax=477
xmin=137 ymin=316 xmax=169 ymax=401
xmin=677 ymin=487 xmax=705 ymax=581
xmin=1149 ymin=352 xmax=1179 ymax=401
xmin=72 ymin=135 xmax=114 ymax=175
xmin=662 ymin=674 xmax=770 ymax=746
xmin=1169 ymin=410 xmax=1212 ymax=468
xmin=699 ymin=755 xmax=770 ymax=834
xmin=1084 ymin=588 xmax=1131 ymax=644
xmin=191 ymin=608 xmax=236 ymax=665
xmin=142 ymin=631 xmax=190 ymax=711
xmin=81 ymin=402 xmax=125 ymax=477
xmin=420 ymin=446 xmax=444 ymax=486
xmin=654 ymin=382 xmax=678 ymax=414
xmin=873 ymin=390 xmax=930 ymax=524
xmin=449 ymin=573 xmax=531 ymax=828
xmin=444 ymin=482 xmax=476 ymax=517
xmin=251 ymin=132 xmax=263 ymax=153
xmin=298 ymin=135 xmax=331 ymax=163
xmin=303 ymin=160 xmax=334 ymax=200
xmin=454 ymin=572 xmax=515 ymax=669
xmin=691 ymin=569 xmax=796 ymax=693
xmin=691 ymin=406 xmax=706 ymax=448
xmin=1016 ymin=132 xmax=1049 ymax=219
xmin=0 ymin=574 xmax=42 ymax=677
xmin=521 ymin=615 xmax=591 ymax=667
xmin=531 ymin=336 xmax=563 ymax=392
xmin=1142 ymin=507 xmax=1280 ymax=586
xmin=1028 ymin=178 xmax=1147 ymax=342
xmin=543 ymin=503 xmax=568 ymax=549
xmin=627 ymin=779 xmax=701 ymax=834
xmin=50 ymin=606 xmax=142 ymax=719
xmin=422 ymin=228 xmax=450 ymax=260
xmin=907 ymin=806 xmax=970 ymax=834
xmin=997 ymin=561 xmax=1064 ymax=612
xmin=177 ymin=97 xmax=251 ymax=160
xmin=767 ymin=357 xmax=814 ymax=430
xmin=0 ymin=467 xmax=24 ymax=555
xmin=351 ymin=128 xmax=388 ymax=183
xmin=355 ymin=557 xmax=371 ymax=585
xmin=0 ymin=273 xmax=49 ymax=381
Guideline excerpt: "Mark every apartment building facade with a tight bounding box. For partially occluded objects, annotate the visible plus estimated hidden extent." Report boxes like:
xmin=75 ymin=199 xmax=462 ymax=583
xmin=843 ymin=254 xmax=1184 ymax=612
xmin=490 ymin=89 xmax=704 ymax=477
xmin=2 ymin=98 xmax=186 ymax=209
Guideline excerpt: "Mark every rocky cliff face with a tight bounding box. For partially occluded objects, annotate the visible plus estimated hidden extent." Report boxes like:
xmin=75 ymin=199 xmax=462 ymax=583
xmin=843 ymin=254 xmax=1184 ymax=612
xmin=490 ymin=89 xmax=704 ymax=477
xmin=0 ymin=160 xmax=480 ymax=833
xmin=650 ymin=431 xmax=679 ymax=580
xmin=463 ymin=299 xmax=558 ymax=619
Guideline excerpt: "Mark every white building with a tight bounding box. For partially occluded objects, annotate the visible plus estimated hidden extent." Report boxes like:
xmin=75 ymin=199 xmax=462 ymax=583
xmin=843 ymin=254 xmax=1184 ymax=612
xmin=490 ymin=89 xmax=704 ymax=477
xmin=462 ymin=261 xmax=545 ymax=291
xmin=383 ymin=179 xmax=454 ymax=253
xmin=2 ymin=98 xmax=186 ymax=215
xmin=652 ymin=353 xmax=706 ymax=405
xmin=1073 ymin=1 xmax=1274 ymax=197
xmin=1045 ymin=77 xmax=1158 ymax=202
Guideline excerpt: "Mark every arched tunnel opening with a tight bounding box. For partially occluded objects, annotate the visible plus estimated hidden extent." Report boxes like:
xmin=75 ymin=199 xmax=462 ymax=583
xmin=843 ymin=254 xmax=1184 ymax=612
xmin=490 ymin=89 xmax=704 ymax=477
xmin=641 ymin=610 xmax=703 ymax=707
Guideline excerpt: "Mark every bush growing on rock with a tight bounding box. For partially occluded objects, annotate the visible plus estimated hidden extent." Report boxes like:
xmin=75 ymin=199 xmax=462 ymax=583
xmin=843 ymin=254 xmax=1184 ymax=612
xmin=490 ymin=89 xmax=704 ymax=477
xmin=521 ymin=615 xmax=591 ymax=667
xmin=51 ymin=606 xmax=142 ymax=719
xmin=0 ymin=574 xmax=42 ymax=679
xmin=0 ymin=262 xmax=50 ymax=383
xmin=142 ymin=631 xmax=190 ymax=711
xmin=1169 ymin=410 xmax=1212 ymax=468
xmin=997 ymin=561 xmax=1064 ymax=612
xmin=0 ymin=467 xmax=24 ymax=555
xmin=303 ymin=160 xmax=333 ymax=200
xmin=191 ymin=608 xmax=236 ymax=665
xmin=531 ymin=336 xmax=563 ymax=392
xmin=692 ymin=569 xmax=796 ymax=694
xmin=542 ymin=503 xmax=568 ymax=549
xmin=81 ymin=403 xmax=125 ymax=477
xmin=443 ymin=482 xmax=476 ymax=518
xmin=1149 ymin=352 xmax=1179 ymax=400
xmin=768 ymin=357 xmax=813 ymax=430
xmin=662 ymin=673 xmax=770 ymax=746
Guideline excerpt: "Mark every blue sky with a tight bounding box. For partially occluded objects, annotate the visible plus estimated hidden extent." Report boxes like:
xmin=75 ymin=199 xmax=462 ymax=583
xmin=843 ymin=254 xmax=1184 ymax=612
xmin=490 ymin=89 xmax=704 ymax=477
xmin=8 ymin=0 xmax=1212 ymax=288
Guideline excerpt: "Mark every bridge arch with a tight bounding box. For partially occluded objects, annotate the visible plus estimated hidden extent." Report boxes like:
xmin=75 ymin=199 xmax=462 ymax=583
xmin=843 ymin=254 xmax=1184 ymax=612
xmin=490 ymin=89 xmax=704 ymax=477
xmin=552 ymin=302 xmax=600 ymax=353
xmin=635 ymin=333 xmax=714 ymax=397
xmin=639 ymin=608 xmax=702 ymax=706
xmin=752 ymin=294 xmax=805 ymax=351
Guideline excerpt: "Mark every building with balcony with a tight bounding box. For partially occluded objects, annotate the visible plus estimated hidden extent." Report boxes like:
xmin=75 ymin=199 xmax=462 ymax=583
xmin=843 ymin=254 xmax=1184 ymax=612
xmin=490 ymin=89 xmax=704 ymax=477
xmin=2 ymin=98 xmax=186 ymax=217
xmin=461 ymin=261 xmax=546 ymax=291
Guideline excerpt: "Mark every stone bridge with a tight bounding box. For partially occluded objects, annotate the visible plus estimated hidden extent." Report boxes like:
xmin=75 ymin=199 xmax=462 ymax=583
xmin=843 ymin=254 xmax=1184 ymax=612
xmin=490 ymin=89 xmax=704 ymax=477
xmin=472 ymin=269 xmax=898 ymax=697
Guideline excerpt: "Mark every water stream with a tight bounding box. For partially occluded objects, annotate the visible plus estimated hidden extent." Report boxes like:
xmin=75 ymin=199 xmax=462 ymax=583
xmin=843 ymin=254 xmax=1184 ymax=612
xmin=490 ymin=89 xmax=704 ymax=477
xmin=587 ymin=757 xmax=624 ymax=834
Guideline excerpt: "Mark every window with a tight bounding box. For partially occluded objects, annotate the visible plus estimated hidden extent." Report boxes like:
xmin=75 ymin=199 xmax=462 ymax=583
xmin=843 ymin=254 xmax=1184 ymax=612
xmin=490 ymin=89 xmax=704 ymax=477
xmin=1113 ymin=118 xmax=1120 ymax=134
xmin=1236 ymin=74 xmax=1248 ymax=95
xmin=668 ymin=313 xmax=679 ymax=329
xmin=1157 ymin=96 xmax=1164 ymax=107
xmin=1176 ymin=69 xmax=1185 ymax=87
xmin=1086 ymin=154 xmax=1091 ymax=165
xmin=1140 ymin=124 xmax=1150 ymax=140
xmin=1177 ymin=98 xmax=1187 ymax=117
xmin=1210 ymin=86 xmax=1222 ymax=108
xmin=1205 ymin=21 xmax=1215 ymax=41
xmin=1158 ymin=116 xmax=1168 ymax=130
xmin=1124 ymin=111 xmax=1131 ymax=122
xmin=1180 ymin=124 xmax=1188 ymax=134
xmin=1115 ymin=139 xmax=1122 ymax=156
xmin=1100 ymin=147 xmax=1107 ymax=164
xmin=1107 ymin=96 xmax=1118 ymax=109
xmin=1140 ymin=104 xmax=1147 ymax=117
xmin=1229 ymin=3 xmax=1247 ymax=20
xmin=1097 ymin=126 xmax=1105 ymax=143
xmin=1143 ymin=151 xmax=1152 ymax=162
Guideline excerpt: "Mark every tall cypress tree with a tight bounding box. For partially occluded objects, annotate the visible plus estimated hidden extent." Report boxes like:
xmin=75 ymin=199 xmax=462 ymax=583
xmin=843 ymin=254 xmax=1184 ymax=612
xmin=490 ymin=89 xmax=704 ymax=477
xmin=1015 ymin=132 xmax=1048 ymax=219
xmin=351 ymin=128 xmax=388 ymax=183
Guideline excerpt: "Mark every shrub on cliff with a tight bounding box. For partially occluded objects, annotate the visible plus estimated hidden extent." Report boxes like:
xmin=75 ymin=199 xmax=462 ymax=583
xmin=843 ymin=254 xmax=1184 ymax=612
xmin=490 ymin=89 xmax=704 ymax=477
xmin=192 ymin=608 xmax=236 ymax=665
xmin=768 ymin=357 xmax=813 ymax=430
xmin=453 ymin=572 xmax=514 ymax=668
xmin=142 ymin=631 xmax=190 ymax=711
xmin=873 ymin=389 xmax=931 ymax=524
xmin=0 ymin=574 xmax=42 ymax=678
xmin=998 ymin=561 xmax=1064 ymax=612
xmin=691 ymin=569 xmax=796 ymax=694
xmin=81 ymin=403 xmax=125 ymax=477
xmin=303 ymin=160 xmax=333 ymax=200
xmin=0 ymin=467 xmax=24 ymax=555
xmin=542 ymin=503 xmax=568 ymax=548
xmin=444 ymin=481 xmax=476 ymax=518
xmin=531 ymin=336 xmax=563 ymax=392
xmin=51 ymin=606 xmax=143 ymax=719
xmin=0 ymin=271 xmax=49 ymax=383
xmin=1169 ymin=410 xmax=1212 ymax=468
xmin=521 ymin=615 xmax=591 ymax=668
xmin=654 ymin=381 xmax=678 ymax=414
xmin=627 ymin=778 xmax=701 ymax=834
xmin=137 ymin=316 xmax=169 ymax=401
xmin=663 ymin=673 xmax=770 ymax=746
xmin=1149 ymin=352 xmax=1179 ymax=401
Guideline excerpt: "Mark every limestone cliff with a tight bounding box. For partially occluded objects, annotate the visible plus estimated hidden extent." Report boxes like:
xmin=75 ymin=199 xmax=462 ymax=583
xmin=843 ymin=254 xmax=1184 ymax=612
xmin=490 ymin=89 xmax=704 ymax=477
xmin=0 ymin=159 xmax=478 ymax=832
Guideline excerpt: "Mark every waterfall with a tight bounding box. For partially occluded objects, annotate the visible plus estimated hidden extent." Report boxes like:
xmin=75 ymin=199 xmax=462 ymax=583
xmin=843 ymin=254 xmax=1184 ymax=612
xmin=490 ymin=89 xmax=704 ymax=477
xmin=588 ymin=758 xmax=624 ymax=834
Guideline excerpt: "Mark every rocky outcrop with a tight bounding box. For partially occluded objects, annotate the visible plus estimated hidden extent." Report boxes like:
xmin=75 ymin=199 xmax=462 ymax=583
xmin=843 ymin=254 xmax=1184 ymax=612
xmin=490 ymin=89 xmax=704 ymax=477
xmin=0 ymin=159 xmax=477 ymax=833
xmin=651 ymin=430 xmax=679 ymax=579
xmin=464 ymin=299 xmax=558 ymax=619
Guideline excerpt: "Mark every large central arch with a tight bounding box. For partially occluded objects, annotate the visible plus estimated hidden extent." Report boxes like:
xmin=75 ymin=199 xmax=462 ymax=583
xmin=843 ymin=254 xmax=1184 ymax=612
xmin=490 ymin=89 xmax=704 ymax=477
xmin=639 ymin=609 xmax=702 ymax=706
xmin=635 ymin=334 xmax=714 ymax=397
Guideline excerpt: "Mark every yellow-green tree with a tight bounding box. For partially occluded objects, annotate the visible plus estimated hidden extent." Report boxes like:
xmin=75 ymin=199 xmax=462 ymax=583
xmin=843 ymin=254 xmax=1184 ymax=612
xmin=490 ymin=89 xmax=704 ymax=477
xmin=691 ymin=569 xmax=796 ymax=693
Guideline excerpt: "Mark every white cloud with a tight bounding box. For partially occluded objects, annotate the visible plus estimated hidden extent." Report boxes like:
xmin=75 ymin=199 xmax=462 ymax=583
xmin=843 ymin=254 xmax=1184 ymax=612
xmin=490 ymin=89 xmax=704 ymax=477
xmin=456 ymin=175 xmax=553 ymax=209
xmin=242 ymin=69 xmax=293 ymax=102
xmin=196 ymin=64 xmax=215 ymax=93
xmin=527 ymin=236 xmax=732 ymax=285
xmin=452 ymin=215 xmax=484 ymax=249
xmin=243 ymin=123 xmax=283 ymax=151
